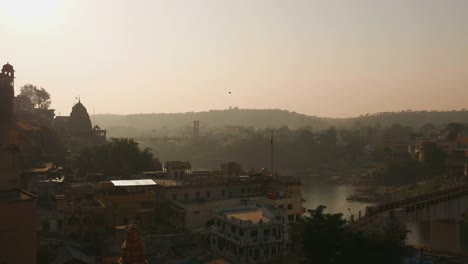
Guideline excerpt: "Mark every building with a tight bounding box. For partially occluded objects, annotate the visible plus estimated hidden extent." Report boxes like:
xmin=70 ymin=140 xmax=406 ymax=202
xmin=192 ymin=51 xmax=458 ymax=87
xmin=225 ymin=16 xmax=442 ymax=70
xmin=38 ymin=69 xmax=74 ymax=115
xmin=0 ymin=145 xmax=37 ymax=264
xmin=55 ymin=193 xmax=106 ymax=241
xmin=155 ymin=173 xmax=303 ymax=230
xmin=54 ymin=99 xmax=107 ymax=154
xmin=0 ymin=62 xmax=15 ymax=122
xmin=221 ymin=162 xmax=244 ymax=178
xmin=95 ymin=179 xmax=157 ymax=228
xmin=165 ymin=161 xmax=192 ymax=179
xmin=210 ymin=204 xmax=287 ymax=263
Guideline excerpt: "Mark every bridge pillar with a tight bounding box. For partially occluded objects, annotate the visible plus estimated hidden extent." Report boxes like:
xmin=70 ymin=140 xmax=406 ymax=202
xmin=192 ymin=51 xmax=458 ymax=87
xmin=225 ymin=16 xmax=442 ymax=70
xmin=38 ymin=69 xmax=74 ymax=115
xmin=429 ymin=219 xmax=460 ymax=254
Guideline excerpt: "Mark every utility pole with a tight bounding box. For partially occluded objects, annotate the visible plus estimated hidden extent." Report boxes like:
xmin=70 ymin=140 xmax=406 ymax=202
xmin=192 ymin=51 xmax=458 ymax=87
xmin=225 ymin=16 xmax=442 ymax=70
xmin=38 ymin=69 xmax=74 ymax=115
xmin=270 ymin=129 xmax=274 ymax=176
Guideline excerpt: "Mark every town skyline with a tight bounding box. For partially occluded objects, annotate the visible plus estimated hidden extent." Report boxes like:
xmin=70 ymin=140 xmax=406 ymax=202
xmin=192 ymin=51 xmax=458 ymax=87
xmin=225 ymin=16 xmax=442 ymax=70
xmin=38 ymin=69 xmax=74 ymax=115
xmin=1 ymin=0 xmax=467 ymax=118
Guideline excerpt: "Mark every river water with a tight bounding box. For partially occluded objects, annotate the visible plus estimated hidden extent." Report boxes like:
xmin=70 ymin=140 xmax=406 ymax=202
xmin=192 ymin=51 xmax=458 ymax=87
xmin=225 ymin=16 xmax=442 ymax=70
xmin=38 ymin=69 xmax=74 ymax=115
xmin=300 ymin=177 xmax=430 ymax=245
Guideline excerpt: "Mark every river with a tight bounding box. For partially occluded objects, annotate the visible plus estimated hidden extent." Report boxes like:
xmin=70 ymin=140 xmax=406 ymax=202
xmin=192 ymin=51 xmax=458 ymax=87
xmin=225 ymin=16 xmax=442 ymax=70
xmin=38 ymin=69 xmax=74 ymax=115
xmin=300 ymin=177 xmax=432 ymax=246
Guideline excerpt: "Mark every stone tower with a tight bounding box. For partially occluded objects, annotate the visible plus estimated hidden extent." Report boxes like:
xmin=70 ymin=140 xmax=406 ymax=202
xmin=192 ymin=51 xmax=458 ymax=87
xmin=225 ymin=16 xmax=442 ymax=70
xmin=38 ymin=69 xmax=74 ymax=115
xmin=118 ymin=224 xmax=148 ymax=264
xmin=0 ymin=62 xmax=15 ymax=122
xmin=69 ymin=99 xmax=92 ymax=136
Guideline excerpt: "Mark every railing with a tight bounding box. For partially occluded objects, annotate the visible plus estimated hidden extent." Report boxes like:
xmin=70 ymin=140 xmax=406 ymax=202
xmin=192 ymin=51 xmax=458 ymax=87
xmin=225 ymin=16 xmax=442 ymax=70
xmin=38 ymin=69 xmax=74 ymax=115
xmin=350 ymin=183 xmax=468 ymax=231
xmin=365 ymin=184 xmax=468 ymax=216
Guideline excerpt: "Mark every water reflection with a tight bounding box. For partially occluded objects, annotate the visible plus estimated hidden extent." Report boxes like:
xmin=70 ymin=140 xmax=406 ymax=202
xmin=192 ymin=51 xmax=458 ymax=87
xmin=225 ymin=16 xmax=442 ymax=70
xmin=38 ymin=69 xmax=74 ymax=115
xmin=301 ymin=177 xmax=372 ymax=217
xmin=300 ymin=177 xmax=426 ymax=244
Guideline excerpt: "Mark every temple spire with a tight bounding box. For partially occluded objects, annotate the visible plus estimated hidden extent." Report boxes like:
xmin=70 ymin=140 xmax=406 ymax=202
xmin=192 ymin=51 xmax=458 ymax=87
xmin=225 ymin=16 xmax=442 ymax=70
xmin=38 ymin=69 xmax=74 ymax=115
xmin=118 ymin=223 xmax=148 ymax=264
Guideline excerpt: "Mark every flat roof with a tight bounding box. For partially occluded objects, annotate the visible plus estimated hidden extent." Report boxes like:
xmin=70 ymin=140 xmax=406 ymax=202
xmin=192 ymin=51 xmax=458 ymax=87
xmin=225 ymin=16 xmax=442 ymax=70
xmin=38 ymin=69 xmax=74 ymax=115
xmin=111 ymin=179 xmax=156 ymax=186
xmin=225 ymin=209 xmax=268 ymax=224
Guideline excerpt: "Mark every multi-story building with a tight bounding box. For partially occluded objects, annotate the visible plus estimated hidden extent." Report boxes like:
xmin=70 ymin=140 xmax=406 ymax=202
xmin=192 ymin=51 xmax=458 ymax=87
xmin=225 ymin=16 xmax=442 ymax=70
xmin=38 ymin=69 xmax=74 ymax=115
xmin=210 ymin=204 xmax=287 ymax=263
xmin=155 ymin=173 xmax=303 ymax=230
xmin=165 ymin=161 xmax=192 ymax=179
xmin=95 ymin=179 xmax=157 ymax=228
xmin=55 ymin=193 xmax=106 ymax=241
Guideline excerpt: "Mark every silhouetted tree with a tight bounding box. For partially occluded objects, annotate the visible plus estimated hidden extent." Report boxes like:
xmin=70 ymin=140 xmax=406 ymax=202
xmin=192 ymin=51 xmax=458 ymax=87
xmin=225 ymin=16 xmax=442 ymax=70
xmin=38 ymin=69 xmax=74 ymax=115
xmin=19 ymin=84 xmax=51 ymax=109
xmin=294 ymin=205 xmax=408 ymax=264
xmin=77 ymin=138 xmax=153 ymax=177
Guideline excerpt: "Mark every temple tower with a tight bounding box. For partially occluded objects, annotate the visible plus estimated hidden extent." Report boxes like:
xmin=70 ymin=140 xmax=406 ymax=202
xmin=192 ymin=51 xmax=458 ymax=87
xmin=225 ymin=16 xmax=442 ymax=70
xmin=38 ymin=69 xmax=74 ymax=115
xmin=0 ymin=63 xmax=15 ymax=122
xmin=69 ymin=99 xmax=92 ymax=136
xmin=118 ymin=224 xmax=148 ymax=264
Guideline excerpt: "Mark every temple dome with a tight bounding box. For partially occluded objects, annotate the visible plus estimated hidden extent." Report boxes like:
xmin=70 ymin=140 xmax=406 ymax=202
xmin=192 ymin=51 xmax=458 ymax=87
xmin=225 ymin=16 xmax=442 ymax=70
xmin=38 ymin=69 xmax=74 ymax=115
xmin=69 ymin=101 xmax=92 ymax=136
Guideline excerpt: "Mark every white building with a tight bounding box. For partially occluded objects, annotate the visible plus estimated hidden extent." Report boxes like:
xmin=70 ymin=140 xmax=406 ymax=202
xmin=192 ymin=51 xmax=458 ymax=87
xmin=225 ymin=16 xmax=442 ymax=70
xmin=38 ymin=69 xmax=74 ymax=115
xmin=210 ymin=204 xmax=287 ymax=263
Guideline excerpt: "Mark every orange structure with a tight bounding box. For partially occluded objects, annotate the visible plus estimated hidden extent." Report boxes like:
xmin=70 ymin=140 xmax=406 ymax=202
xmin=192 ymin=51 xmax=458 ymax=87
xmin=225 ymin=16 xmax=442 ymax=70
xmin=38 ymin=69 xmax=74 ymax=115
xmin=118 ymin=224 xmax=148 ymax=264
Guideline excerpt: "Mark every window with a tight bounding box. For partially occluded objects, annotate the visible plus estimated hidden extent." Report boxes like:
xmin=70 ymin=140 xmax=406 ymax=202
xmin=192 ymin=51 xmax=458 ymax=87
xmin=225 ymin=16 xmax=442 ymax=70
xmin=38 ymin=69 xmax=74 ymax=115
xmin=263 ymin=229 xmax=270 ymax=236
xmin=278 ymin=205 xmax=284 ymax=209
xmin=184 ymin=193 xmax=189 ymax=200
xmin=172 ymin=194 xmax=177 ymax=201
xmin=239 ymin=229 xmax=244 ymax=236
xmin=231 ymin=225 xmax=236 ymax=233
xmin=272 ymin=228 xmax=277 ymax=236
xmin=287 ymin=204 xmax=293 ymax=210
xmin=222 ymin=190 xmax=225 ymax=197
xmin=264 ymin=247 xmax=269 ymax=256
xmin=272 ymin=247 xmax=277 ymax=256
xmin=196 ymin=192 xmax=200 ymax=199
xmin=250 ymin=230 xmax=258 ymax=237
xmin=288 ymin=215 xmax=294 ymax=221
xmin=206 ymin=191 xmax=211 ymax=199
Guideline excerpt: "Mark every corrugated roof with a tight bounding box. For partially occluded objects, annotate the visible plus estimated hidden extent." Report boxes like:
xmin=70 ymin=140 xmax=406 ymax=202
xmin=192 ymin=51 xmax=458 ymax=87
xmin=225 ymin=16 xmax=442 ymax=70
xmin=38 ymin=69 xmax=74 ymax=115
xmin=111 ymin=179 xmax=156 ymax=186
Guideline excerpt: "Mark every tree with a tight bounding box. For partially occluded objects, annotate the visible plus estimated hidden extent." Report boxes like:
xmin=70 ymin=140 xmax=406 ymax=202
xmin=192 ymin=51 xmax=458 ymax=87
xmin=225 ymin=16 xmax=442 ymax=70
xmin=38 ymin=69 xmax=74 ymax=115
xmin=77 ymin=138 xmax=154 ymax=176
xmin=294 ymin=205 xmax=408 ymax=264
xmin=19 ymin=84 xmax=51 ymax=109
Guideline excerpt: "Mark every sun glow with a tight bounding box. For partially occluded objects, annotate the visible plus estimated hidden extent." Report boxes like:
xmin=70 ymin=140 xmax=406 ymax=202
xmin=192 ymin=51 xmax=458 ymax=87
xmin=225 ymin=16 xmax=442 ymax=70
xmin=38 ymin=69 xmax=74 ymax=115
xmin=0 ymin=0 xmax=65 ymax=32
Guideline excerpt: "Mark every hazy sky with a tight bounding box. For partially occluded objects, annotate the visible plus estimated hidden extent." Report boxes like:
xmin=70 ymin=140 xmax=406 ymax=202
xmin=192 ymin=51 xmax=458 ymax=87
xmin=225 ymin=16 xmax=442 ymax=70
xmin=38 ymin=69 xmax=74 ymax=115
xmin=1 ymin=0 xmax=467 ymax=118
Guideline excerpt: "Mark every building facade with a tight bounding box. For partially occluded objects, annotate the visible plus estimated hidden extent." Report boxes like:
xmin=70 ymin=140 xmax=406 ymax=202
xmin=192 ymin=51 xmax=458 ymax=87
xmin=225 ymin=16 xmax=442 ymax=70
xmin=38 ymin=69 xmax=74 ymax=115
xmin=210 ymin=205 xmax=287 ymax=263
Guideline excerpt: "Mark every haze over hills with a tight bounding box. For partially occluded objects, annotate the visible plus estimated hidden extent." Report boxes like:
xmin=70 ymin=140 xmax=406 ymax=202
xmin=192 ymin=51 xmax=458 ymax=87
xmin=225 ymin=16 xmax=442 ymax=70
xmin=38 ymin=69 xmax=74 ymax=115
xmin=94 ymin=108 xmax=468 ymax=138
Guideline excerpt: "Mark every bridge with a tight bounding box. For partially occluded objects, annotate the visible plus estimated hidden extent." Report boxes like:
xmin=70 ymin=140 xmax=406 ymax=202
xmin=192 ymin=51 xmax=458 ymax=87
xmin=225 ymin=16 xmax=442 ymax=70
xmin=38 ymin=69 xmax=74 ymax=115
xmin=349 ymin=183 xmax=468 ymax=254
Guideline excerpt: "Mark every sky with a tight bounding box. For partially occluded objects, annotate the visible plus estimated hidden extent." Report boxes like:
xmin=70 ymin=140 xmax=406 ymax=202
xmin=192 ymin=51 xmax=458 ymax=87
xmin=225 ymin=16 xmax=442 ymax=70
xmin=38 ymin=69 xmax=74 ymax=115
xmin=0 ymin=0 xmax=467 ymax=118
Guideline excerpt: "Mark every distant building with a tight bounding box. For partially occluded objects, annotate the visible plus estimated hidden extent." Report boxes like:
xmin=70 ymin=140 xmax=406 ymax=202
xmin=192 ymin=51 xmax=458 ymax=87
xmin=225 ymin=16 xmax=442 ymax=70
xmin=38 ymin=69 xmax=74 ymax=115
xmin=54 ymin=99 xmax=107 ymax=153
xmin=0 ymin=62 xmax=15 ymax=122
xmin=165 ymin=161 xmax=192 ymax=179
xmin=0 ymin=145 xmax=37 ymax=264
xmin=210 ymin=204 xmax=288 ymax=263
xmin=221 ymin=162 xmax=244 ymax=178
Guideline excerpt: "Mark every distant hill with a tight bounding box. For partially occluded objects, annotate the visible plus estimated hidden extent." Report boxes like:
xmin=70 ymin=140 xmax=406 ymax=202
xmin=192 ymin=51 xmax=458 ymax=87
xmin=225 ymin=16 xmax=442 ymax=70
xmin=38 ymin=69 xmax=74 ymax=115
xmin=94 ymin=109 xmax=468 ymax=137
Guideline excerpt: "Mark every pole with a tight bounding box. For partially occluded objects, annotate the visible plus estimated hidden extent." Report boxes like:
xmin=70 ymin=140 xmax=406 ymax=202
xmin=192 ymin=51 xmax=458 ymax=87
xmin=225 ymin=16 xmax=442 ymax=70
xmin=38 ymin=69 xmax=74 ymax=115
xmin=270 ymin=129 xmax=274 ymax=176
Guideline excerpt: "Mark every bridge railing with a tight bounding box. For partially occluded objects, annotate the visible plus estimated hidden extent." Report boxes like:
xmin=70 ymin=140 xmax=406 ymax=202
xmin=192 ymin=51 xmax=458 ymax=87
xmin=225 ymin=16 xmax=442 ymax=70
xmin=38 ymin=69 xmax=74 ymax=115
xmin=365 ymin=184 xmax=468 ymax=216
xmin=349 ymin=183 xmax=468 ymax=231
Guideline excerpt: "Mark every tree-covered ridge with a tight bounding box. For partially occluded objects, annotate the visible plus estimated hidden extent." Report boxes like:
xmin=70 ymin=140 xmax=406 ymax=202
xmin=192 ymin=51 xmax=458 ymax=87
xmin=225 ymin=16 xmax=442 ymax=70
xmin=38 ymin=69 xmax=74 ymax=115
xmin=94 ymin=109 xmax=468 ymax=138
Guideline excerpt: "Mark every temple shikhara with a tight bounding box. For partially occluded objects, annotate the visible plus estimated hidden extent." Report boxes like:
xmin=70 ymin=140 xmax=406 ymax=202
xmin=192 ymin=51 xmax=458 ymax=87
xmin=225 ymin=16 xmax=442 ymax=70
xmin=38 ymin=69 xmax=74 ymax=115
xmin=55 ymin=98 xmax=107 ymax=153
xmin=118 ymin=224 xmax=148 ymax=264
